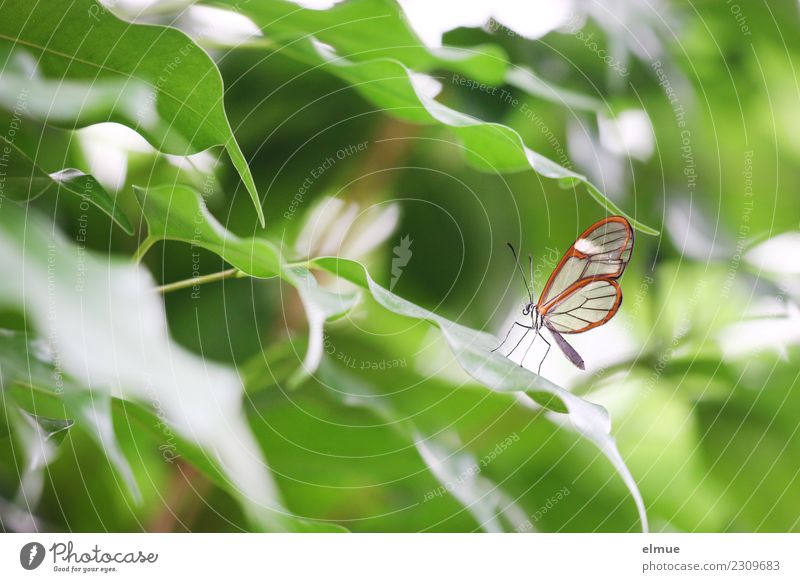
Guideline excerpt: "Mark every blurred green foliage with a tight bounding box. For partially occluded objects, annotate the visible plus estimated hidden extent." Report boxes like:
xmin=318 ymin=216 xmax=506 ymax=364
xmin=1 ymin=0 xmax=799 ymax=533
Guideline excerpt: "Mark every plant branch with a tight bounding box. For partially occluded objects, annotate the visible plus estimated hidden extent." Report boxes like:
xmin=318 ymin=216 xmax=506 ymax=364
xmin=154 ymin=268 xmax=243 ymax=294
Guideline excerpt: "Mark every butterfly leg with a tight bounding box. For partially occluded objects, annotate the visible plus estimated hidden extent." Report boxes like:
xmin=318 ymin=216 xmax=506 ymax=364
xmin=506 ymin=325 xmax=533 ymax=360
xmin=491 ymin=322 xmax=532 ymax=353
xmin=519 ymin=330 xmax=538 ymax=368
xmin=536 ymin=332 xmax=551 ymax=375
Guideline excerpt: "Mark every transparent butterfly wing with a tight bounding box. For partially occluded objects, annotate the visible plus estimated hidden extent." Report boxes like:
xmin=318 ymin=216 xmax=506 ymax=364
xmin=537 ymin=216 xmax=633 ymax=311
xmin=541 ymin=278 xmax=622 ymax=334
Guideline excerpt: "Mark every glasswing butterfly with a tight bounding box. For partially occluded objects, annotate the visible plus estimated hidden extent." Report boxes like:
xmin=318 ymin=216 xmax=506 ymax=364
xmin=494 ymin=216 xmax=634 ymax=373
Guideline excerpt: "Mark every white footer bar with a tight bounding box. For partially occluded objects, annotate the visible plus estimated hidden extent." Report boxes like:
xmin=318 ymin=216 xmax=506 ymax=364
xmin=1 ymin=533 xmax=798 ymax=581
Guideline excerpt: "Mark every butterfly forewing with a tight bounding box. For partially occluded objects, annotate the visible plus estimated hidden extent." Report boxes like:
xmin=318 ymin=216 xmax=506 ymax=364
xmin=537 ymin=216 xmax=633 ymax=310
xmin=541 ymin=278 xmax=622 ymax=333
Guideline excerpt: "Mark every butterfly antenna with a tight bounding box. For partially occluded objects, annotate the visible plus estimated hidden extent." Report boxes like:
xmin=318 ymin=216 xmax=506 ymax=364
xmin=506 ymin=243 xmax=533 ymax=303
xmin=528 ymin=254 xmax=534 ymax=291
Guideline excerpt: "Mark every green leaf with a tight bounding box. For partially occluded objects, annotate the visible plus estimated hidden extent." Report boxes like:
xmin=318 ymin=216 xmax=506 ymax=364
xmin=585 ymin=374 xmax=731 ymax=531
xmin=24 ymin=413 xmax=74 ymax=446
xmin=0 ymin=204 xmax=333 ymax=530
xmin=0 ymin=137 xmax=133 ymax=234
xmin=0 ymin=330 xmax=60 ymax=390
xmin=115 ymin=397 xmax=348 ymax=532
xmin=214 ymin=0 xmax=508 ymax=84
xmin=505 ymin=66 xmax=606 ymax=114
xmin=135 ymin=184 xmax=359 ymax=383
xmin=7 ymin=408 xmax=65 ymax=502
xmin=318 ymin=358 xmax=530 ymax=532
xmin=6 ymin=410 xmax=73 ymax=512
xmin=0 ymin=330 xmax=142 ymax=501
xmin=134 ymin=184 xmax=280 ymax=277
xmin=281 ymin=266 xmax=360 ymax=387
xmin=310 ymin=256 xmax=649 ymax=531
xmin=233 ymin=38 xmax=653 ymax=234
xmin=1 ymin=351 xmax=74 ymax=508
xmin=310 ymin=44 xmax=656 ymax=235
xmin=2 ymin=346 xmax=345 ymax=532
xmin=0 ymin=0 xmax=263 ymax=225
xmin=209 ymin=0 xmax=656 ymax=234
xmin=64 ymin=389 xmax=143 ymax=503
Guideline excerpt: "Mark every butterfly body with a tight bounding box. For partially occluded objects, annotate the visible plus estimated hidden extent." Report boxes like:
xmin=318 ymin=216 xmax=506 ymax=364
xmin=496 ymin=216 xmax=634 ymax=373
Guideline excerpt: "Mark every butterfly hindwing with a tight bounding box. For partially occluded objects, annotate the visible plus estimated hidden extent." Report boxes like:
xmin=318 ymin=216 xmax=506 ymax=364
xmin=540 ymin=278 xmax=622 ymax=334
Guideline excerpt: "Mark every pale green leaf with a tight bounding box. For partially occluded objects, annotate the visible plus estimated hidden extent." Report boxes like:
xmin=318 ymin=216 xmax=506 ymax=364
xmin=0 ymin=0 xmax=263 ymax=225
xmin=319 ymin=358 xmax=531 ymax=532
xmin=133 ymin=184 xmax=280 ymax=277
xmin=0 ymin=204 xmax=335 ymax=530
xmin=505 ymin=66 xmax=605 ymax=114
xmin=0 ymin=137 xmax=133 ymax=234
xmin=0 ymin=330 xmax=142 ymax=501
xmin=0 ymin=330 xmax=345 ymax=531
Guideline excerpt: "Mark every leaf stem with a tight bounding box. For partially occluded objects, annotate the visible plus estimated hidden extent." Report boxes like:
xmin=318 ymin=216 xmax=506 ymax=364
xmin=132 ymin=238 xmax=156 ymax=263
xmin=154 ymin=268 xmax=243 ymax=294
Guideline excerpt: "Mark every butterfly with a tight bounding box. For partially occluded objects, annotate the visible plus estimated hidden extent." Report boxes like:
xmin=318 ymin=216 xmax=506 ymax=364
xmin=493 ymin=216 xmax=634 ymax=373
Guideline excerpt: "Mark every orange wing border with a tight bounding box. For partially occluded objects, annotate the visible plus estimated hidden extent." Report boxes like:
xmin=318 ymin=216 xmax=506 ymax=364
xmin=537 ymin=215 xmax=633 ymax=313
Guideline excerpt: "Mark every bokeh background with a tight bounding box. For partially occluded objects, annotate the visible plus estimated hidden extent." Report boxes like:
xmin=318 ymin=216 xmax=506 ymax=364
xmin=1 ymin=0 xmax=799 ymax=533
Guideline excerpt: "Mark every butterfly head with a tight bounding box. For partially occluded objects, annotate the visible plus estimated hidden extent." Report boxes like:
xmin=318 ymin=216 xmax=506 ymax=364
xmin=523 ymin=302 xmax=542 ymax=330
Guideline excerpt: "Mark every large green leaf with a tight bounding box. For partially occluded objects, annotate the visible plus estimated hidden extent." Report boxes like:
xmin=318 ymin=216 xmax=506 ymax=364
xmin=307 ymin=43 xmax=656 ymax=235
xmin=0 ymin=330 xmax=346 ymax=532
xmin=0 ymin=0 xmax=263 ymax=225
xmin=0 ymin=204 xmax=342 ymax=531
xmin=214 ymin=0 xmax=508 ymax=84
xmin=243 ymin=332 xmax=648 ymax=531
xmin=310 ymin=256 xmax=649 ymax=531
xmin=318 ymin=358 xmax=530 ymax=532
xmin=0 ymin=339 xmax=76 ymax=511
xmin=135 ymin=184 xmax=358 ymax=384
xmin=0 ymin=137 xmax=133 ymax=234
xmin=210 ymin=1 xmax=656 ymax=235
xmin=585 ymin=373 xmax=731 ymax=532
xmin=0 ymin=330 xmax=141 ymax=501
xmin=5 ymin=408 xmax=70 ymax=509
